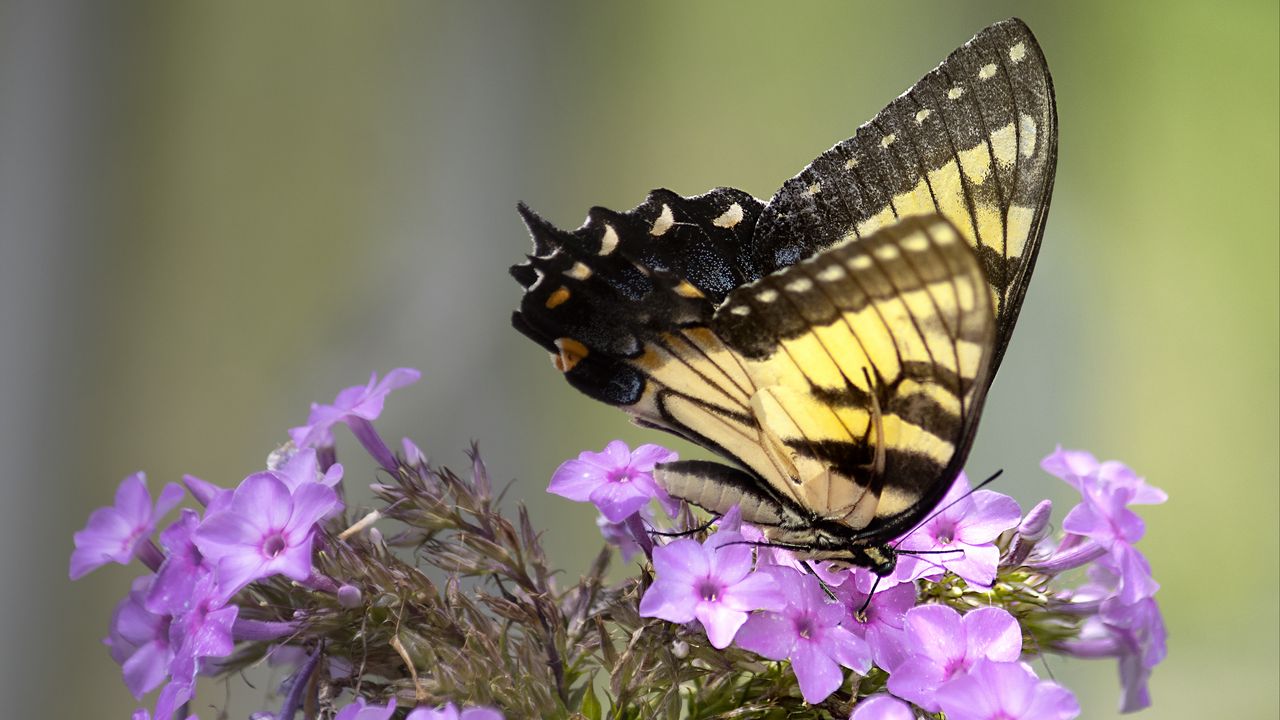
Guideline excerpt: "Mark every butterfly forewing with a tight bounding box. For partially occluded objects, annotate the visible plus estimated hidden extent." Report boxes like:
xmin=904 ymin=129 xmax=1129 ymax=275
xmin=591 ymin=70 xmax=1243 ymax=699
xmin=749 ymin=18 xmax=1055 ymax=372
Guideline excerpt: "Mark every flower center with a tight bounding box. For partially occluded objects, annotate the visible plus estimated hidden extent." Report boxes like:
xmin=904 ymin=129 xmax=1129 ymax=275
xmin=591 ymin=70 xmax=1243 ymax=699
xmin=795 ymin=616 xmax=816 ymax=640
xmin=696 ymin=579 xmax=722 ymax=603
xmin=262 ymin=532 xmax=287 ymax=558
xmin=608 ymin=468 xmax=635 ymax=485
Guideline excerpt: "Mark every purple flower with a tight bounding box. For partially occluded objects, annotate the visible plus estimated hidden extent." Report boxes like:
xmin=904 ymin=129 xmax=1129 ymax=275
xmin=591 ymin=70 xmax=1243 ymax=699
xmin=181 ymin=474 xmax=232 ymax=513
xmin=886 ymin=605 xmax=1022 ymax=712
xmin=1041 ymin=447 xmax=1166 ymax=506
xmin=406 ymin=703 xmax=505 ymax=720
xmin=735 ymin=572 xmax=871 ymax=703
xmin=146 ymin=509 xmax=208 ymax=615
xmin=1058 ymin=565 xmax=1166 ymax=713
xmin=638 ymin=526 xmax=786 ymax=648
xmin=597 ymin=512 xmax=644 ymax=562
xmin=289 ymin=368 xmax=421 ymax=449
xmin=105 ymin=576 xmax=173 ymax=699
xmin=548 ymin=440 xmax=678 ymax=522
xmin=273 ymin=447 xmax=344 ymax=491
xmin=193 ymin=473 xmax=338 ymax=600
xmin=893 ymin=473 xmax=1020 ymax=587
xmin=934 ymin=659 xmax=1080 ymax=720
xmin=70 ymin=473 xmax=184 ymax=579
xmin=1062 ymin=485 xmax=1159 ymax=603
xmin=168 ymin=572 xmax=238 ymax=685
xmin=850 ymin=694 xmax=914 ymax=720
xmin=334 ymin=697 xmax=397 ymax=720
xmin=834 ymin=573 xmax=917 ymax=672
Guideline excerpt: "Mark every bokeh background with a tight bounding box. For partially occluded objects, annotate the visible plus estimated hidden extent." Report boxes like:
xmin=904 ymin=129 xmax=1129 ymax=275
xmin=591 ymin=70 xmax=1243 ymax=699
xmin=3 ymin=1 xmax=1275 ymax=718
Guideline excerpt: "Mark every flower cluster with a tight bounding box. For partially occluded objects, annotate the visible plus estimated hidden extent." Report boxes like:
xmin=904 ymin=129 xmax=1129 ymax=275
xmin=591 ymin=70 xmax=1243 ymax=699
xmin=73 ymin=370 xmax=501 ymax=720
xmin=72 ymin=368 xmax=1165 ymax=719
xmin=550 ymin=441 xmax=1167 ymax=716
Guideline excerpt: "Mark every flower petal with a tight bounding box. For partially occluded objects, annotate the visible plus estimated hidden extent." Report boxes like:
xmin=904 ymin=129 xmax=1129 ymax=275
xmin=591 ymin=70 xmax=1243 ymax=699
xmin=963 ymin=607 xmax=1022 ymax=663
xmin=734 ymin=611 xmax=795 ymax=660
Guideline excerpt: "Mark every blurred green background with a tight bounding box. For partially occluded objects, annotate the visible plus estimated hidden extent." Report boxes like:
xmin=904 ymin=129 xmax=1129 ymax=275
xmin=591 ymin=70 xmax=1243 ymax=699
xmin=3 ymin=1 xmax=1275 ymax=718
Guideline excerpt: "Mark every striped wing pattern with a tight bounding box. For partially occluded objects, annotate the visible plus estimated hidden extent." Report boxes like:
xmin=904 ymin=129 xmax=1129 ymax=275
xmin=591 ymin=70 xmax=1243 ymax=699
xmin=509 ymin=18 xmax=1056 ymax=561
xmin=750 ymin=18 xmax=1056 ymax=371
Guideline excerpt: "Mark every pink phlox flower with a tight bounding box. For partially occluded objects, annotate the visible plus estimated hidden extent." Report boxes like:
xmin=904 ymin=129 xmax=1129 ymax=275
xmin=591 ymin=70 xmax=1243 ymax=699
xmin=289 ymin=368 xmax=421 ymax=448
xmin=181 ymin=474 xmax=232 ymax=513
xmin=70 ymin=472 xmax=184 ymax=579
xmin=272 ymin=447 xmax=344 ymax=491
xmin=886 ymin=604 xmax=1022 ymax=712
xmin=167 ymin=572 xmax=238 ymax=685
xmin=1059 ymin=564 xmax=1166 ymax=713
xmin=334 ymin=697 xmax=397 ymax=720
xmin=146 ymin=509 xmax=210 ymax=615
xmin=893 ymin=473 xmax=1021 ymax=587
xmin=849 ymin=694 xmax=915 ymax=720
xmin=193 ymin=473 xmax=338 ymax=601
xmin=934 ymin=659 xmax=1080 ymax=720
xmin=638 ymin=525 xmax=786 ymax=648
xmin=1061 ymin=482 xmax=1159 ymax=604
xmin=834 ymin=572 xmax=918 ymax=672
xmin=735 ymin=573 xmax=872 ymax=703
xmin=1041 ymin=447 xmax=1166 ymax=505
xmin=105 ymin=575 xmax=174 ymax=699
xmin=597 ymin=506 xmax=654 ymax=562
xmin=548 ymin=440 xmax=678 ymax=522
xmin=406 ymin=703 xmax=505 ymax=720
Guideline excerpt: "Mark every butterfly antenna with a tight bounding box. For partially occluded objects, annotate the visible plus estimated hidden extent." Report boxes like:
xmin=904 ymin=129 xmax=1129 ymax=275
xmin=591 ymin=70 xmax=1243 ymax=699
xmin=649 ymin=515 xmax=718 ymax=538
xmin=857 ymin=572 xmax=884 ymax=617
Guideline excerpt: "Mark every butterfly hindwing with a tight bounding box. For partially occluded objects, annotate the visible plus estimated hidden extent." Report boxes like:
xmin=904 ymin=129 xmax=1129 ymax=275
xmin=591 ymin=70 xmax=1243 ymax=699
xmin=664 ymin=216 xmax=994 ymax=539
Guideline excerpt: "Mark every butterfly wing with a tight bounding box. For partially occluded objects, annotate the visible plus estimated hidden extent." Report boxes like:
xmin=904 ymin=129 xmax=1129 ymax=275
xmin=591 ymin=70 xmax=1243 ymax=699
xmin=510 ymin=18 xmax=1056 ymax=554
xmin=658 ymin=215 xmax=995 ymax=543
xmin=749 ymin=17 xmax=1056 ymax=372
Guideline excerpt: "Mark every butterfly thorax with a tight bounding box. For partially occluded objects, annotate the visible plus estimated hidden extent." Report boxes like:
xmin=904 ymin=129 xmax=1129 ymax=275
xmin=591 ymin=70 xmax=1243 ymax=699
xmin=760 ymin=523 xmax=899 ymax=577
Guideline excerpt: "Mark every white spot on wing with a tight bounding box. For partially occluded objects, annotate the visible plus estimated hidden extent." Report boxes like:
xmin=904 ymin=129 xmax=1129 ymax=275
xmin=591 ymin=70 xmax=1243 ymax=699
xmin=880 ymin=133 xmax=896 ymax=148
xmin=805 ymin=182 xmax=821 ymax=196
xmin=713 ymin=202 xmax=744 ymax=228
xmin=650 ymin=204 xmax=674 ymax=236
xmin=901 ymin=233 xmax=930 ymax=252
xmin=978 ymin=63 xmax=997 ymax=80
xmin=874 ymin=244 xmax=900 ymax=260
xmin=948 ymin=86 xmax=964 ymax=100
xmin=990 ymin=122 xmax=1017 ymax=168
xmin=844 ymin=157 xmax=858 ymax=170
xmin=598 ymin=223 xmax=619 ymax=255
xmin=914 ymin=109 xmax=931 ymax=124
xmin=1019 ymin=114 xmax=1038 ymax=158
xmin=785 ymin=278 xmax=813 ymax=293
xmin=817 ymin=264 xmax=847 ymax=282
xmin=1010 ymin=42 xmax=1027 ymax=63
xmin=756 ymin=289 xmax=779 ymax=303
xmin=849 ymin=254 xmax=873 ymax=270
xmin=566 ymin=262 xmax=592 ymax=281
xmin=729 ymin=304 xmax=751 ymax=316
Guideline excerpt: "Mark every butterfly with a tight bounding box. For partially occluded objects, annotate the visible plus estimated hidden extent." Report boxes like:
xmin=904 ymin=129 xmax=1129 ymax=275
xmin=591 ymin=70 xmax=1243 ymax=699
xmin=509 ymin=18 xmax=1056 ymax=575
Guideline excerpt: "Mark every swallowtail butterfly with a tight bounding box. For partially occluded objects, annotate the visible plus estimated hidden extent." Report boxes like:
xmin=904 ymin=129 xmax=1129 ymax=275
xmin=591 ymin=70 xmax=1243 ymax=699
xmin=510 ymin=18 xmax=1056 ymax=575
